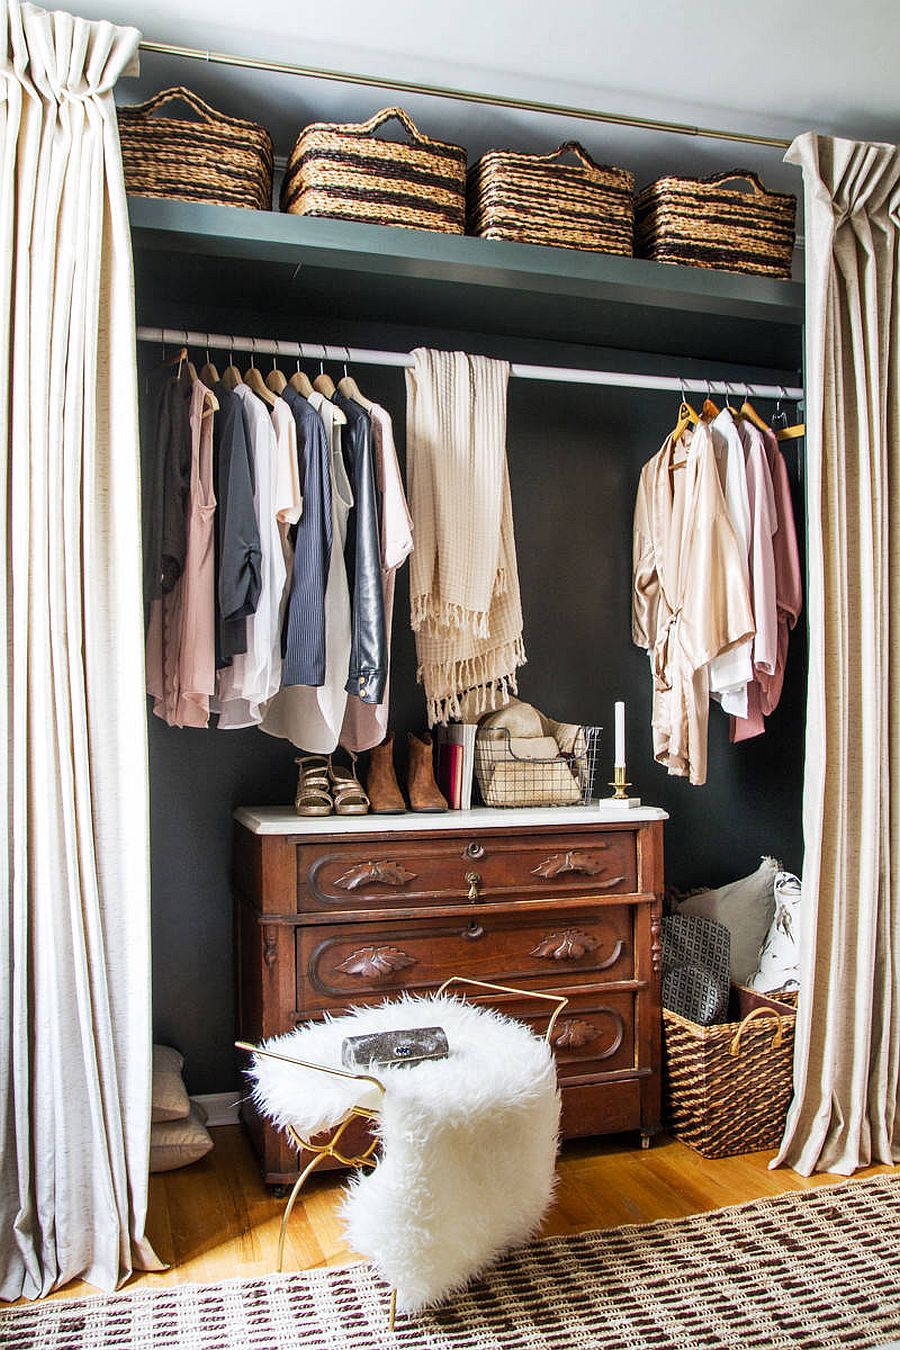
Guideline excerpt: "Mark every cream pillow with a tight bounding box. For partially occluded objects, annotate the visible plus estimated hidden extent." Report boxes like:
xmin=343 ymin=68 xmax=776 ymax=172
xmin=150 ymin=1104 xmax=213 ymax=1173
xmin=676 ymin=856 xmax=780 ymax=985
xmin=152 ymin=1044 xmax=191 ymax=1122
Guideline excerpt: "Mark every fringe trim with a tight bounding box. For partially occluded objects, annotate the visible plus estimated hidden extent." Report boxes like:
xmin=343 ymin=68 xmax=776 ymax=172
xmin=410 ymin=592 xmax=493 ymax=639
xmin=421 ymin=636 xmax=527 ymax=727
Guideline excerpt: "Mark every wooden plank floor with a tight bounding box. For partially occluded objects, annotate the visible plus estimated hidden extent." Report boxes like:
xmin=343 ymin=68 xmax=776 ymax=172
xmin=42 ymin=1124 xmax=893 ymax=1303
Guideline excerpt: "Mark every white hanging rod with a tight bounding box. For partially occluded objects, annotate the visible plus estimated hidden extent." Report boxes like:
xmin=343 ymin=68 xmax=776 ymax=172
xmin=135 ymin=327 xmax=804 ymax=401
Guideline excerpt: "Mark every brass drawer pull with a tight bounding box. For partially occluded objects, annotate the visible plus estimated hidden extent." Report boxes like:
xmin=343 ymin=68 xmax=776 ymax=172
xmin=465 ymin=870 xmax=482 ymax=902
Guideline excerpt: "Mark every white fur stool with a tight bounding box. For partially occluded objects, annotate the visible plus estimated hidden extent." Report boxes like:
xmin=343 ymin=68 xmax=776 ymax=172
xmin=242 ymin=979 xmax=564 ymax=1319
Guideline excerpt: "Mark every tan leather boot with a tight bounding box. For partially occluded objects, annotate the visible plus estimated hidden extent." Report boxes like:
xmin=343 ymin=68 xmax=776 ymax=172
xmin=407 ymin=731 xmax=448 ymax=812
xmin=365 ymin=734 xmax=406 ymax=815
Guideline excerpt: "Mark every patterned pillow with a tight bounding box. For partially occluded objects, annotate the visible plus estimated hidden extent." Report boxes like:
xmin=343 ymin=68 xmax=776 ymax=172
xmin=661 ymin=914 xmax=731 ymax=1025
xmin=749 ymin=871 xmax=801 ymax=993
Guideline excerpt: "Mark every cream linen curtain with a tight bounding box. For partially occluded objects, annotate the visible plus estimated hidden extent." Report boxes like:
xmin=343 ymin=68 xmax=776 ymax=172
xmin=0 ymin=1 xmax=161 ymax=1296
xmin=775 ymin=133 xmax=900 ymax=1175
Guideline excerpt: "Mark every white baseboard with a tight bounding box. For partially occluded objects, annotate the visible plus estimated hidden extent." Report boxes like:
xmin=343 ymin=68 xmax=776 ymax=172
xmin=191 ymin=1091 xmax=242 ymax=1128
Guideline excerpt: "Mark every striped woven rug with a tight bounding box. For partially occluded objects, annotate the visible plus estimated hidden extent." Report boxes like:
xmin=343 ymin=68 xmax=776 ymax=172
xmin=3 ymin=1176 xmax=900 ymax=1349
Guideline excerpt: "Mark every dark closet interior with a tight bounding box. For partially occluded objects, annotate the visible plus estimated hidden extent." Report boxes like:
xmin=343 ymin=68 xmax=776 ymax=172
xmin=135 ymin=209 xmax=806 ymax=1093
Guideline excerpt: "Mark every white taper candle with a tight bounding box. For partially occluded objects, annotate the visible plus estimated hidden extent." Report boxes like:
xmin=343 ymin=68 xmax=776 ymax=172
xmin=614 ymin=701 xmax=626 ymax=767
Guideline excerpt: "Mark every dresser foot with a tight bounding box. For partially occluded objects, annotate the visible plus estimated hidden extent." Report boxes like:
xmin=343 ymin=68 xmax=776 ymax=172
xmin=640 ymin=1131 xmax=653 ymax=1150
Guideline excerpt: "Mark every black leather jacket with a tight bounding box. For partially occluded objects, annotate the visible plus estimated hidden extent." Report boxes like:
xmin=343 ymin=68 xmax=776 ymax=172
xmin=334 ymin=392 xmax=387 ymax=704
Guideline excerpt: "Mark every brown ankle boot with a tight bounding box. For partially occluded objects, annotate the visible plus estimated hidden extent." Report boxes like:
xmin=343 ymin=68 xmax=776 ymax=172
xmin=365 ymin=734 xmax=407 ymax=814
xmin=407 ymin=731 xmax=448 ymax=812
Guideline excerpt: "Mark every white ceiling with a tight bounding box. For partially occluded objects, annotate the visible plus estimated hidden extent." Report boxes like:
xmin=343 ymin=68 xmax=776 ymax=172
xmin=53 ymin=0 xmax=900 ymax=203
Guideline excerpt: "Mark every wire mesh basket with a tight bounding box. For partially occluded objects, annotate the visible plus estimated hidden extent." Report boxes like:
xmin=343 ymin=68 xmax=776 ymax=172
xmin=473 ymin=726 xmax=602 ymax=808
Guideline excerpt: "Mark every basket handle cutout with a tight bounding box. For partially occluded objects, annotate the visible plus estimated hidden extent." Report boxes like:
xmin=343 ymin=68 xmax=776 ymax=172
xmin=353 ymin=106 xmax=435 ymax=147
xmin=703 ymin=169 xmax=768 ymax=196
xmin=121 ymin=85 xmax=230 ymax=126
xmin=540 ymin=141 xmax=604 ymax=174
xmin=729 ymin=1005 xmax=784 ymax=1057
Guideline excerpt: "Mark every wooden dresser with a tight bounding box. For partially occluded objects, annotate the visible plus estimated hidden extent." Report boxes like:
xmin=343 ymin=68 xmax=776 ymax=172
xmin=233 ymin=804 xmax=666 ymax=1186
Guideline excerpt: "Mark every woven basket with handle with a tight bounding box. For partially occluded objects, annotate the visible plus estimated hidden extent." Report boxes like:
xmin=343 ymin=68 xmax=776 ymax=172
xmin=280 ymin=106 xmax=467 ymax=234
xmin=662 ymin=985 xmax=797 ymax=1158
xmin=634 ymin=169 xmax=796 ymax=278
xmin=467 ymin=142 xmax=634 ymax=254
xmin=117 ymin=87 xmax=274 ymax=211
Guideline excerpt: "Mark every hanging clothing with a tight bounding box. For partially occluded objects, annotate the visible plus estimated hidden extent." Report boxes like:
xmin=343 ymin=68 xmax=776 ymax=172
xmin=146 ymin=379 xmax=217 ymax=727
xmin=708 ymin=409 xmax=753 ymax=718
xmin=333 ymin=391 xmax=388 ymax=704
xmin=215 ymin=385 xmax=286 ymax=729
xmin=261 ymin=394 xmax=353 ymax=753
xmin=212 ymin=380 xmax=261 ymax=667
xmin=270 ymin=395 xmax=303 ymax=573
xmin=632 ymin=421 xmax=754 ymax=786
xmin=406 ymin=348 xmax=525 ymax=725
xmin=731 ymin=427 xmax=803 ymax=741
xmin=143 ymin=367 xmax=192 ymax=602
xmin=341 ymin=402 xmax=414 ymax=752
xmin=729 ymin=418 xmax=779 ymax=742
xmin=280 ymin=386 xmax=332 ymax=688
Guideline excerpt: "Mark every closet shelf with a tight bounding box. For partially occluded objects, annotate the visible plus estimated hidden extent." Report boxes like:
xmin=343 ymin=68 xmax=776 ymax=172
xmin=129 ymin=197 xmax=804 ymax=367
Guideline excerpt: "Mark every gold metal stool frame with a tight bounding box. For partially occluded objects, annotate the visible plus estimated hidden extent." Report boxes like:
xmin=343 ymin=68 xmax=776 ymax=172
xmin=237 ymin=977 xmax=568 ymax=1331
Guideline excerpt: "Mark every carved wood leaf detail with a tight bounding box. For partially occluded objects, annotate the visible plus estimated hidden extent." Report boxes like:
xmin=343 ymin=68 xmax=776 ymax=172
xmin=530 ymin=928 xmax=600 ymax=961
xmin=334 ymin=860 xmax=417 ymax=891
xmin=532 ymin=849 xmax=608 ymax=879
xmin=551 ymin=1018 xmax=600 ymax=1050
xmin=335 ymin=946 xmax=418 ymax=979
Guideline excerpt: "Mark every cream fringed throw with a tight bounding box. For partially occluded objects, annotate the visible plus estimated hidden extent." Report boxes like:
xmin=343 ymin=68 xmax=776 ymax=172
xmin=406 ymin=348 xmax=526 ymax=724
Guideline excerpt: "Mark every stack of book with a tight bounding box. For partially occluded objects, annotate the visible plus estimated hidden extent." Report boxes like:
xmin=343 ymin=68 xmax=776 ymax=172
xmin=435 ymin=724 xmax=477 ymax=810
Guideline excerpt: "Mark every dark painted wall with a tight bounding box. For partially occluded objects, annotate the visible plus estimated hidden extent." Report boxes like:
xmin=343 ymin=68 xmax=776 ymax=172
xmin=141 ymin=338 xmax=806 ymax=1094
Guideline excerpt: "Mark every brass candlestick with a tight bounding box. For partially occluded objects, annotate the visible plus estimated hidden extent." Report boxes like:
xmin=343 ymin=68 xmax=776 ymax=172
xmin=607 ymin=763 xmax=641 ymax=809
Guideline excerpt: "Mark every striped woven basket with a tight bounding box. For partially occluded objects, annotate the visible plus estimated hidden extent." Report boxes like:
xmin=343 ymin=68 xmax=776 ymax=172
xmin=467 ymin=142 xmax=634 ymax=254
xmin=634 ymin=170 xmax=796 ymax=278
xmin=662 ymin=985 xmax=797 ymax=1158
xmin=118 ymin=87 xmax=273 ymax=211
xmin=281 ymin=106 xmax=467 ymax=234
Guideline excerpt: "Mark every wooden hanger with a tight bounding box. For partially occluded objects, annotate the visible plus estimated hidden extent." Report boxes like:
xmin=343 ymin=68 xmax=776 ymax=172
xmin=265 ymin=346 xmax=287 ymax=396
xmin=776 ymin=422 xmax=805 ymax=441
xmin=336 ymin=347 xmax=376 ymax=412
xmin=199 ymin=335 xmax=220 ymax=389
xmin=739 ymin=398 xmax=771 ymax=434
xmin=243 ymin=363 xmax=278 ymax=407
xmin=771 ymin=389 xmax=805 ymax=442
xmin=222 ymin=343 xmax=243 ymax=391
xmin=199 ymin=384 xmax=219 ymax=418
xmin=288 ymin=361 xmax=315 ymax=397
xmin=313 ymin=371 xmax=337 ymax=398
xmin=670 ymin=396 xmax=699 ymax=450
xmin=338 ymin=374 xmax=376 ymax=412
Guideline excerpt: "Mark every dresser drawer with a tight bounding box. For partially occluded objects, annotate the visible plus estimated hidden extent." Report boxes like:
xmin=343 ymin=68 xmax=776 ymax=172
xmin=296 ymin=829 xmax=637 ymax=915
xmin=296 ymin=903 xmax=634 ymax=1013
xmin=501 ymin=989 xmax=637 ymax=1080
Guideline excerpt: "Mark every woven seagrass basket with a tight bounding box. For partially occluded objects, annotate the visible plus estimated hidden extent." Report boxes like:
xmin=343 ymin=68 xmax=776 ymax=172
xmin=281 ymin=106 xmax=467 ymax=234
xmin=634 ymin=170 xmax=796 ymax=278
xmin=467 ymin=142 xmax=634 ymax=254
xmin=662 ymin=985 xmax=797 ymax=1158
xmin=118 ymin=87 xmax=273 ymax=211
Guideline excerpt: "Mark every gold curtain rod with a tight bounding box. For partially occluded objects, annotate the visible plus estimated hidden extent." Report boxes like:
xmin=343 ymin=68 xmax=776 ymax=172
xmin=137 ymin=40 xmax=793 ymax=151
